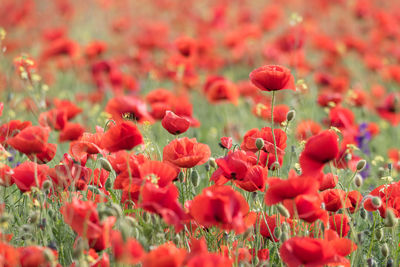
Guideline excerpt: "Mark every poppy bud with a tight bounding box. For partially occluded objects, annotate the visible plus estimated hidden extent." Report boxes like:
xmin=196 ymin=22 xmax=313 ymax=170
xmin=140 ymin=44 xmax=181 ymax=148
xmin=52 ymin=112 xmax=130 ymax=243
xmin=255 ymin=138 xmax=265 ymax=151
xmin=367 ymin=258 xmax=377 ymax=267
xmin=28 ymin=211 xmax=40 ymax=224
xmin=388 ymin=163 xmax=393 ymax=171
xmin=270 ymin=161 xmax=280 ymax=170
xmin=378 ymin=167 xmax=385 ymax=177
xmin=356 ymin=159 xmax=367 ymax=172
xmin=281 ymin=222 xmax=290 ymax=233
xmin=120 ymin=221 xmax=130 ymax=242
xmin=384 ymin=209 xmax=397 ymax=227
xmin=243 ymin=227 xmax=253 ymax=240
xmin=178 ymin=171 xmax=185 ymax=182
xmin=73 ymin=238 xmax=86 ymax=259
xmin=43 ymin=248 xmax=55 ymax=263
xmin=286 ymin=110 xmax=296 ymax=122
xmin=273 ymin=226 xmax=282 ymax=240
xmin=209 ymin=157 xmax=217 ymax=169
xmin=360 ymin=208 xmax=367 ymax=220
xmin=276 ymin=204 xmax=290 ymax=218
xmin=381 ymin=243 xmax=389 ymax=257
xmin=357 ymin=232 xmax=364 ymax=244
xmin=125 ymin=216 xmax=137 ymax=227
xmin=354 ymin=174 xmax=363 ymax=187
xmin=42 ymin=179 xmax=52 ymax=191
xmin=281 ymin=231 xmax=290 ymax=242
xmin=191 ymin=170 xmax=200 ymax=187
xmin=375 ymin=228 xmax=384 ymax=241
xmin=109 ymin=203 xmax=123 ymax=218
xmin=371 ymin=197 xmax=382 ymax=209
xmin=100 ymin=157 xmax=113 ymax=172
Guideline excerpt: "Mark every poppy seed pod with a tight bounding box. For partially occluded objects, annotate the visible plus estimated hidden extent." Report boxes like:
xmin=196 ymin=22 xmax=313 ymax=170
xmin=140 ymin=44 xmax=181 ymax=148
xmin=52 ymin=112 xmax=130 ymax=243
xmin=286 ymin=110 xmax=296 ymax=122
xmin=356 ymin=159 xmax=367 ymax=172
xmin=255 ymin=138 xmax=265 ymax=151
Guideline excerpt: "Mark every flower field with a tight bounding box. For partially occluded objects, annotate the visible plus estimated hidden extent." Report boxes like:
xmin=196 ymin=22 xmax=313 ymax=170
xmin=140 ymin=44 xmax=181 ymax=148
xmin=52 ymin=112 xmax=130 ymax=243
xmin=1 ymin=0 xmax=400 ymax=266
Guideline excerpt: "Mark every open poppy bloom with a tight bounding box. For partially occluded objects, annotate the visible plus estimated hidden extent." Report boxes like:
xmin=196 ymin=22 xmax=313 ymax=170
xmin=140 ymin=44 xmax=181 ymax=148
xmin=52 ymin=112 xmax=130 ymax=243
xmin=7 ymin=126 xmax=50 ymax=155
xmin=12 ymin=162 xmax=49 ymax=192
xmin=142 ymin=242 xmax=186 ymax=267
xmin=161 ymin=111 xmax=190 ymax=135
xmin=280 ymin=235 xmax=355 ymax=267
xmin=299 ymin=129 xmax=339 ymax=176
xmin=190 ymin=185 xmax=253 ymax=234
xmin=101 ymin=121 xmax=143 ymax=152
xmin=163 ymin=137 xmax=211 ymax=168
xmin=249 ymin=65 xmax=296 ymax=92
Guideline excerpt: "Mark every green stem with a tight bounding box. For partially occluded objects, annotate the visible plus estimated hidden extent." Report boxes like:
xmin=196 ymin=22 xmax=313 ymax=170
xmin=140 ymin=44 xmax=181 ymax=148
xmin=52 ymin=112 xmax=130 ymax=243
xmin=270 ymin=91 xmax=279 ymax=171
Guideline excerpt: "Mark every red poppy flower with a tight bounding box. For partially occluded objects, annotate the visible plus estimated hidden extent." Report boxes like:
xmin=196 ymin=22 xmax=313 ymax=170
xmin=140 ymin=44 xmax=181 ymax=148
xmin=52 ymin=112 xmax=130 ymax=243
xmin=187 ymin=253 xmax=232 ymax=267
xmin=388 ymin=148 xmax=400 ymax=170
xmin=105 ymin=95 xmax=154 ymax=123
xmin=264 ymin=171 xmax=319 ymax=206
xmin=60 ymin=198 xmax=103 ymax=239
xmin=190 ymin=185 xmax=252 ymax=234
xmin=59 ymin=122 xmax=85 ymax=142
xmin=0 ymin=242 xmax=19 ymax=267
xmin=257 ymin=213 xmax=287 ymax=242
xmin=70 ymin=129 xmax=104 ymax=164
xmin=0 ymin=120 xmax=32 ymax=146
xmin=0 ymin=163 xmax=13 ymax=187
xmin=163 ymin=137 xmax=211 ymax=168
xmin=377 ymin=93 xmax=400 ymax=125
xmin=7 ymin=126 xmax=50 ymax=155
xmin=249 ymin=65 xmax=295 ymax=92
xmin=203 ymin=76 xmax=239 ymax=105
xmin=321 ymin=189 xmax=352 ymax=212
xmin=140 ymin=182 xmax=187 ymax=231
xmin=161 ymin=111 xmax=190 ymax=135
xmin=295 ymin=120 xmax=322 ymax=141
xmin=101 ymin=121 xmax=143 ymax=153
xmin=299 ymin=130 xmax=339 ymax=175
xmin=142 ymin=242 xmax=186 ymax=267
xmin=18 ymin=246 xmax=57 ymax=267
xmin=329 ymin=214 xmax=350 ymax=237
xmin=27 ymin=143 xmax=57 ymax=164
xmin=38 ymin=109 xmax=68 ymax=131
xmin=283 ymin=194 xmax=328 ymax=224
xmin=328 ymin=106 xmax=355 ymax=129
xmin=280 ymin=237 xmax=351 ymax=267
xmin=241 ymin=127 xmax=287 ymax=169
xmin=347 ymin=190 xmax=362 ymax=213
xmin=211 ymin=150 xmax=267 ymax=192
xmin=219 ymin=136 xmax=232 ymax=149
xmin=319 ymin=173 xmax=338 ymax=191
xmin=110 ymin=231 xmax=144 ymax=265
xmin=12 ymin=162 xmax=49 ymax=192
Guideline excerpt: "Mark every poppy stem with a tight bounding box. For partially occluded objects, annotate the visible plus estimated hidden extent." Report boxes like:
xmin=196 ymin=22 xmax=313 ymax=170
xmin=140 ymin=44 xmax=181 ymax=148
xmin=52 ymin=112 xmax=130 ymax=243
xmin=270 ymin=91 xmax=279 ymax=172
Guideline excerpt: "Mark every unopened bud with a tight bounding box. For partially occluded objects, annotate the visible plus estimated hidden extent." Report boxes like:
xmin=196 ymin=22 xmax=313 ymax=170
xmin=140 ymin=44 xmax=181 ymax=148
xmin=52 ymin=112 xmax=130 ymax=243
xmin=375 ymin=228 xmax=384 ymax=241
xmin=378 ymin=167 xmax=385 ymax=178
xmin=209 ymin=157 xmax=217 ymax=169
xmin=273 ymin=226 xmax=282 ymax=240
xmin=270 ymin=161 xmax=281 ymax=170
xmin=255 ymin=138 xmax=265 ymax=151
xmin=371 ymin=197 xmax=382 ymax=209
xmin=360 ymin=208 xmax=367 ymax=220
xmin=281 ymin=231 xmax=290 ymax=242
xmin=356 ymin=160 xmax=367 ymax=172
xmin=385 ymin=209 xmax=398 ymax=227
xmin=42 ymin=180 xmax=52 ymax=191
xmin=381 ymin=243 xmax=389 ymax=257
xmin=191 ymin=170 xmax=199 ymax=187
xmin=178 ymin=171 xmax=185 ymax=182
xmin=354 ymin=174 xmax=363 ymax=187
xmin=99 ymin=158 xmax=113 ymax=172
xmin=28 ymin=211 xmax=40 ymax=224
xmin=276 ymin=204 xmax=290 ymax=218
xmin=286 ymin=110 xmax=296 ymax=122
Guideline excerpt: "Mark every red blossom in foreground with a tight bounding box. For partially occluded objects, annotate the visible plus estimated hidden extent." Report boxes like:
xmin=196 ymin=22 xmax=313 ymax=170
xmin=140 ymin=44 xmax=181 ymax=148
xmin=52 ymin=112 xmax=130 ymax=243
xmin=101 ymin=121 xmax=143 ymax=152
xmin=161 ymin=110 xmax=190 ymax=135
xmin=163 ymin=137 xmax=211 ymax=168
xmin=249 ymin=65 xmax=296 ymax=92
xmin=190 ymin=185 xmax=254 ymax=234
